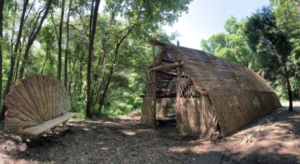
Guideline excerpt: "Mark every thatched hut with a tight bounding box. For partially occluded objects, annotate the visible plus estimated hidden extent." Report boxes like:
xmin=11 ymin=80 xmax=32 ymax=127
xmin=140 ymin=39 xmax=281 ymax=139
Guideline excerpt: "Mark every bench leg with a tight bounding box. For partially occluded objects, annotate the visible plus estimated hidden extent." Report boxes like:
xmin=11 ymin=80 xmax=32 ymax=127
xmin=39 ymin=132 xmax=44 ymax=137
xmin=21 ymin=134 xmax=29 ymax=142
xmin=51 ymin=127 xmax=56 ymax=134
xmin=62 ymin=121 xmax=67 ymax=130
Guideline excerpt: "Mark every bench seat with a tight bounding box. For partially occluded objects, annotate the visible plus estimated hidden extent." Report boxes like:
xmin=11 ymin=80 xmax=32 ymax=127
xmin=19 ymin=112 xmax=77 ymax=141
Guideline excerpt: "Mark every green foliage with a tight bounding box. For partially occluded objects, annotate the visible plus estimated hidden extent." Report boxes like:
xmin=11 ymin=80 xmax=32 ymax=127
xmin=201 ymin=16 xmax=260 ymax=70
xmin=202 ymin=3 xmax=300 ymax=104
xmin=70 ymin=99 xmax=86 ymax=119
xmin=0 ymin=0 xmax=192 ymax=118
xmin=243 ymin=6 xmax=300 ymax=109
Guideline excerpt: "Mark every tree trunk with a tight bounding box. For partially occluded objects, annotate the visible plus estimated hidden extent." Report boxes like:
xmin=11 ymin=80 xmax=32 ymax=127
xmin=0 ymin=0 xmax=4 ymax=114
xmin=57 ymin=0 xmax=65 ymax=81
xmin=98 ymin=8 xmax=142 ymax=114
xmin=98 ymin=67 xmax=113 ymax=114
xmin=18 ymin=0 xmax=53 ymax=79
xmin=70 ymin=53 xmax=78 ymax=99
xmin=0 ymin=0 xmax=29 ymax=120
xmin=41 ymin=46 xmax=49 ymax=74
xmin=282 ymin=60 xmax=293 ymax=111
xmin=13 ymin=54 xmax=20 ymax=84
xmin=68 ymin=52 xmax=72 ymax=96
xmin=64 ymin=0 xmax=72 ymax=88
xmin=86 ymin=0 xmax=101 ymax=118
xmin=94 ymin=56 xmax=106 ymax=106
xmin=98 ymin=46 xmax=119 ymax=114
xmin=298 ymin=87 xmax=300 ymax=100
xmin=14 ymin=36 xmax=26 ymax=84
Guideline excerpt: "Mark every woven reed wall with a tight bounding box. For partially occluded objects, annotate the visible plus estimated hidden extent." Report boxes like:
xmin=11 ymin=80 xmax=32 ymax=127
xmin=176 ymin=96 xmax=218 ymax=139
xmin=208 ymin=88 xmax=281 ymax=136
xmin=141 ymin=71 xmax=156 ymax=126
xmin=141 ymin=97 xmax=155 ymax=126
xmin=156 ymin=98 xmax=168 ymax=117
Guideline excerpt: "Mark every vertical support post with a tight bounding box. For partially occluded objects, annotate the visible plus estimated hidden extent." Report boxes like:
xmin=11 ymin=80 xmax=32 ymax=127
xmin=62 ymin=121 xmax=67 ymax=130
xmin=176 ymin=41 xmax=181 ymax=129
xmin=176 ymin=41 xmax=181 ymax=98
xmin=21 ymin=134 xmax=29 ymax=142
xmin=152 ymin=45 xmax=156 ymax=127
xmin=51 ymin=127 xmax=56 ymax=134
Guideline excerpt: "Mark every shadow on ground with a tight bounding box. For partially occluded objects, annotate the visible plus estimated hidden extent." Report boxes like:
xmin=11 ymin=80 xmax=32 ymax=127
xmin=0 ymin=106 xmax=300 ymax=164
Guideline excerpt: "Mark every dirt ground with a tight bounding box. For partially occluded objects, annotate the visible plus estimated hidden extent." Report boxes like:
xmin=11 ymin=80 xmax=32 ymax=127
xmin=0 ymin=104 xmax=300 ymax=164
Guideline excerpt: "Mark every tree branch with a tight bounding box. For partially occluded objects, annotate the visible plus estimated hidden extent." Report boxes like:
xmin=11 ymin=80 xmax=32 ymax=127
xmin=50 ymin=13 xmax=59 ymax=39
xmin=76 ymin=10 xmax=89 ymax=38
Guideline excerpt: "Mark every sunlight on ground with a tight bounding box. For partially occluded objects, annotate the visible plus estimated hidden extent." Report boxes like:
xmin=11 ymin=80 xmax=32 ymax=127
xmin=121 ymin=130 xmax=136 ymax=136
xmin=100 ymin=147 xmax=109 ymax=151
xmin=168 ymin=146 xmax=188 ymax=153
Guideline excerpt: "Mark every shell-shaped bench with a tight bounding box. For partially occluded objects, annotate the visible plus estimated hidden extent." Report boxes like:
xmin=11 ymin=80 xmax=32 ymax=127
xmin=4 ymin=74 xmax=77 ymax=141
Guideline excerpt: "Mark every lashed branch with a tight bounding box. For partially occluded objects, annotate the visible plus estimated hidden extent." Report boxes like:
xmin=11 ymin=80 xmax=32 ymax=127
xmin=149 ymin=61 xmax=184 ymax=71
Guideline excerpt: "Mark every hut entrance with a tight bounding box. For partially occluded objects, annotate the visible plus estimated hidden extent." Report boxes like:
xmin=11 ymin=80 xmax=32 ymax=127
xmin=140 ymin=41 xmax=220 ymax=139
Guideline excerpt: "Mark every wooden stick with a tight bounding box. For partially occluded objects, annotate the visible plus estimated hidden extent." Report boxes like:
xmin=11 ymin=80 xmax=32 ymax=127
xmin=156 ymin=70 xmax=188 ymax=78
xmin=152 ymin=45 xmax=157 ymax=127
xmin=162 ymin=59 xmax=174 ymax=63
xmin=156 ymin=48 xmax=167 ymax=66
xmin=199 ymin=91 xmax=208 ymax=96
xmin=51 ymin=127 xmax=56 ymax=134
xmin=176 ymin=41 xmax=181 ymax=129
xmin=149 ymin=62 xmax=184 ymax=71
xmin=176 ymin=41 xmax=181 ymax=99
xmin=256 ymin=69 xmax=262 ymax=75
xmin=21 ymin=134 xmax=30 ymax=142
xmin=156 ymin=70 xmax=177 ymax=77
xmin=62 ymin=121 xmax=67 ymax=130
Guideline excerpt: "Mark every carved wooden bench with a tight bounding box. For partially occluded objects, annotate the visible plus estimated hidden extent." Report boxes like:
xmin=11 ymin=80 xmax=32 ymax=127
xmin=19 ymin=113 xmax=77 ymax=141
xmin=4 ymin=74 xmax=77 ymax=142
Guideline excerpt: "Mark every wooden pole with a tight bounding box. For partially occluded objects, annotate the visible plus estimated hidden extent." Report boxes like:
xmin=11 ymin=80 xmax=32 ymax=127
xmin=176 ymin=41 xmax=180 ymax=129
xmin=176 ymin=41 xmax=180 ymax=99
xmin=199 ymin=91 xmax=209 ymax=96
xmin=51 ymin=127 xmax=56 ymax=134
xmin=149 ymin=62 xmax=184 ymax=71
xmin=152 ymin=45 xmax=156 ymax=127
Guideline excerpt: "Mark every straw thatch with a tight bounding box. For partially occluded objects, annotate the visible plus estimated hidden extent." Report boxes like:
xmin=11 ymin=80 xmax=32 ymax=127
xmin=156 ymin=98 xmax=168 ymax=117
xmin=141 ymin=39 xmax=281 ymax=138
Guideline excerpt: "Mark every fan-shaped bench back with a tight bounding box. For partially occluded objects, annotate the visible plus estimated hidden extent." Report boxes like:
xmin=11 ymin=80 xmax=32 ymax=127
xmin=4 ymin=74 xmax=71 ymax=130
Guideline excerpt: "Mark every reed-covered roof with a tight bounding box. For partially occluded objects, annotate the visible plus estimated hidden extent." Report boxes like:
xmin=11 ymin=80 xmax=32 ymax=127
xmin=148 ymin=39 xmax=281 ymax=137
xmin=149 ymin=39 xmax=273 ymax=93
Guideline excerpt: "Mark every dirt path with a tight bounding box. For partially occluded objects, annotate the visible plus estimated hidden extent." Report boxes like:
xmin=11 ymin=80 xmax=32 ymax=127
xmin=0 ymin=104 xmax=300 ymax=164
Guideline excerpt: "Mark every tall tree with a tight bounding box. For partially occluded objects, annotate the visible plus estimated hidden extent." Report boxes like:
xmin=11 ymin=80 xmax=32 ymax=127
xmin=0 ymin=0 xmax=29 ymax=120
xmin=18 ymin=0 xmax=53 ymax=79
xmin=86 ymin=0 xmax=101 ymax=118
xmin=57 ymin=0 xmax=65 ymax=81
xmin=0 ymin=0 xmax=4 ymax=112
xmin=96 ymin=0 xmax=192 ymax=114
xmin=271 ymin=0 xmax=300 ymax=99
xmin=64 ymin=0 xmax=72 ymax=88
xmin=244 ymin=6 xmax=299 ymax=111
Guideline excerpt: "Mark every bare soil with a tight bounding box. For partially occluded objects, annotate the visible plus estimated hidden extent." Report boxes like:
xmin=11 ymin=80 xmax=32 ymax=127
xmin=1 ymin=104 xmax=300 ymax=164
